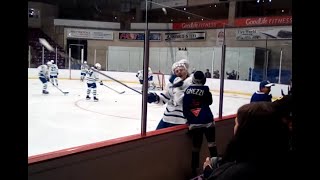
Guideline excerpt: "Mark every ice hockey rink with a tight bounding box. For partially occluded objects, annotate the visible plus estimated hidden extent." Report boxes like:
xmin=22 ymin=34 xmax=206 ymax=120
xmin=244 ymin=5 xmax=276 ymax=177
xmin=28 ymin=77 xmax=254 ymax=157
xmin=29 ymin=67 xmax=291 ymax=157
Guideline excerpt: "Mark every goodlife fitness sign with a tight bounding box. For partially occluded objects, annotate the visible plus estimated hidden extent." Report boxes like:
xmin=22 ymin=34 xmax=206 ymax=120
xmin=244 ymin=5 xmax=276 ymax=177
xmin=172 ymin=16 xmax=292 ymax=30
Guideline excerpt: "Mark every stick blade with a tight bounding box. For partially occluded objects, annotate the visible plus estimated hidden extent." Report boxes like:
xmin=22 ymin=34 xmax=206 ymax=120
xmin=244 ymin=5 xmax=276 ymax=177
xmin=39 ymin=38 xmax=54 ymax=51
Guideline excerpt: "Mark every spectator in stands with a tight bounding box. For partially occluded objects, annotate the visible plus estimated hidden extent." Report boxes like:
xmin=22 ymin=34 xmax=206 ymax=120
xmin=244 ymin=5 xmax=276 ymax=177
xmin=272 ymin=80 xmax=294 ymax=154
xmin=202 ymin=102 xmax=290 ymax=180
xmin=226 ymin=70 xmax=237 ymax=80
xmin=213 ymin=70 xmax=220 ymax=79
xmin=183 ymin=71 xmax=217 ymax=177
xmin=205 ymin=69 xmax=212 ymax=78
xmin=250 ymin=80 xmax=274 ymax=103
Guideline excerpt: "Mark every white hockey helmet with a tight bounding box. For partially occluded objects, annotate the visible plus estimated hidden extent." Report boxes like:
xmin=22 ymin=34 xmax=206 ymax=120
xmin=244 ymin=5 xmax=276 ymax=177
xmin=94 ymin=63 xmax=101 ymax=69
xmin=46 ymin=61 xmax=52 ymax=66
xmin=178 ymin=59 xmax=189 ymax=70
xmin=84 ymin=61 xmax=87 ymax=64
xmin=172 ymin=61 xmax=187 ymax=74
xmin=51 ymin=60 xmax=54 ymax=63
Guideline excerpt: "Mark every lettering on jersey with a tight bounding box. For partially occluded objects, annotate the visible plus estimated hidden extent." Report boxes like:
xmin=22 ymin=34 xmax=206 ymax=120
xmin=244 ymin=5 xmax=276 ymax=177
xmin=191 ymin=108 xmax=201 ymax=117
xmin=185 ymin=88 xmax=204 ymax=96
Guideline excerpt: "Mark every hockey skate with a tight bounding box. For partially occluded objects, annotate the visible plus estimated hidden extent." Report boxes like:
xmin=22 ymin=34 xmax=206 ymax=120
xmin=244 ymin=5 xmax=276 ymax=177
xmin=94 ymin=97 xmax=99 ymax=102
xmin=86 ymin=95 xmax=90 ymax=100
xmin=42 ymin=90 xmax=49 ymax=94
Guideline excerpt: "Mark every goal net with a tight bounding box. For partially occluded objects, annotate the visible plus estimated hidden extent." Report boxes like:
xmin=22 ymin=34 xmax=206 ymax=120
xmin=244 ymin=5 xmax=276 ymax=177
xmin=153 ymin=72 xmax=165 ymax=90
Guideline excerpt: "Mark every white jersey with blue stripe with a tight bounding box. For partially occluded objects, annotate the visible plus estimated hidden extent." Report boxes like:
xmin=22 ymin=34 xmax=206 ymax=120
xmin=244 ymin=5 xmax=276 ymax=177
xmin=81 ymin=64 xmax=89 ymax=73
xmin=49 ymin=64 xmax=59 ymax=76
xmin=153 ymin=76 xmax=192 ymax=125
xmin=86 ymin=68 xmax=99 ymax=84
xmin=137 ymin=69 xmax=153 ymax=80
xmin=38 ymin=65 xmax=48 ymax=78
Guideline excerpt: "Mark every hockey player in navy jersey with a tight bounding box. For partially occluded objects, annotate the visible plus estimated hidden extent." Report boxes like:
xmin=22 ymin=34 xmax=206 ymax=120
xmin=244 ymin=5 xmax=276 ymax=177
xmin=38 ymin=62 xmax=50 ymax=94
xmin=48 ymin=60 xmax=59 ymax=86
xmin=147 ymin=60 xmax=192 ymax=130
xmin=182 ymin=71 xmax=217 ymax=176
xmin=250 ymin=80 xmax=275 ymax=102
xmin=86 ymin=63 xmax=101 ymax=102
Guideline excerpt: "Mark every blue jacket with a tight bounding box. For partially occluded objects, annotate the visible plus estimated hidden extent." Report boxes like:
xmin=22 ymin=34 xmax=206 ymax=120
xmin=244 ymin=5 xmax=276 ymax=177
xmin=250 ymin=91 xmax=272 ymax=103
xmin=183 ymin=85 xmax=214 ymax=125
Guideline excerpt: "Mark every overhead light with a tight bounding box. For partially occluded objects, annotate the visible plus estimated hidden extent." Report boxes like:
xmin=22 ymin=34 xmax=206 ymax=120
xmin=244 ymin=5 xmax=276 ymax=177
xmin=201 ymin=18 xmax=204 ymax=21
xmin=188 ymin=17 xmax=190 ymax=19
xmin=114 ymin=16 xmax=117 ymax=19
xmin=183 ymin=7 xmax=186 ymax=11
xmin=132 ymin=17 xmax=135 ymax=20
xmin=257 ymin=0 xmax=260 ymax=3
xmin=281 ymin=9 xmax=284 ymax=12
xmin=214 ymin=5 xmax=217 ymax=8
xmin=171 ymin=19 xmax=173 ymax=22
xmin=209 ymin=5 xmax=212 ymax=8
xmin=269 ymin=0 xmax=272 ymax=2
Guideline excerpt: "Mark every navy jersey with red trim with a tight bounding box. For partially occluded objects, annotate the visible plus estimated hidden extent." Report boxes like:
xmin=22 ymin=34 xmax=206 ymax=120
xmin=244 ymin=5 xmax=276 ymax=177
xmin=250 ymin=91 xmax=272 ymax=102
xmin=183 ymin=85 xmax=214 ymax=125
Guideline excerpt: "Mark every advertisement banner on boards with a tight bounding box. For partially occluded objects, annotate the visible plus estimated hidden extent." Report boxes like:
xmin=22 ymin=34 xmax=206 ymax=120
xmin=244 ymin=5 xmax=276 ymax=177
xmin=165 ymin=32 xmax=206 ymax=41
xmin=119 ymin=33 xmax=161 ymax=41
xmin=66 ymin=28 xmax=114 ymax=40
xmin=236 ymin=27 xmax=292 ymax=40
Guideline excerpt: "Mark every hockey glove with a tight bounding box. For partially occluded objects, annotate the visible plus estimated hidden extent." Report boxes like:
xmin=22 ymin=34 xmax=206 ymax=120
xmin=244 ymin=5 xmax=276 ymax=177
xmin=147 ymin=93 xmax=159 ymax=103
xmin=172 ymin=77 xmax=184 ymax=88
xmin=100 ymin=81 xmax=103 ymax=85
xmin=169 ymin=74 xmax=177 ymax=84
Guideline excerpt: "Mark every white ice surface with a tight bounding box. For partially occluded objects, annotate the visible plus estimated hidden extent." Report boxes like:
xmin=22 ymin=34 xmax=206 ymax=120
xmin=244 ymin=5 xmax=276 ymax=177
xmin=28 ymin=79 xmax=250 ymax=157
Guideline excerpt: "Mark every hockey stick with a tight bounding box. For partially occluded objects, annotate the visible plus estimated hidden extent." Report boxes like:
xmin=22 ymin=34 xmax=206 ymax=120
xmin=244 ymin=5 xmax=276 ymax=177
xmin=102 ymin=84 xmax=125 ymax=94
xmin=92 ymin=68 xmax=142 ymax=94
xmin=49 ymin=81 xmax=69 ymax=95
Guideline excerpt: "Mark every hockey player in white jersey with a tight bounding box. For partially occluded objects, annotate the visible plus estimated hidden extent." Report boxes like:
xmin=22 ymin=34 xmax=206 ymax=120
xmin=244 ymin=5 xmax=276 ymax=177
xmin=38 ymin=62 xmax=50 ymax=94
xmin=147 ymin=67 xmax=156 ymax=89
xmin=136 ymin=67 xmax=156 ymax=89
xmin=49 ymin=60 xmax=59 ymax=86
xmin=146 ymin=60 xmax=192 ymax=130
xmin=80 ymin=61 xmax=89 ymax=82
xmin=136 ymin=70 xmax=143 ymax=85
xmin=86 ymin=63 xmax=101 ymax=102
